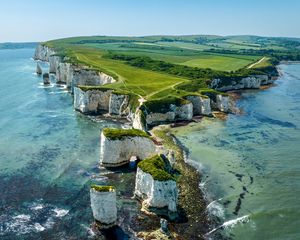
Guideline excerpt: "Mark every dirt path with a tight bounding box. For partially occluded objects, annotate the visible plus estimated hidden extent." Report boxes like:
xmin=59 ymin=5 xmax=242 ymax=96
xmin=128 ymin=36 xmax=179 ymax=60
xmin=247 ymin=57 xmax=267 ymax=69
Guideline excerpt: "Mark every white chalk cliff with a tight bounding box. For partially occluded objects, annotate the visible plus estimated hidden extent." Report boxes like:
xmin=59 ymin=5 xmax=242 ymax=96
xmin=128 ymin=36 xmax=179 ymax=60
xmin=211 ymin=75 xmax=273 ymax=91
xmin=216 ymin=94 xmax=229 ymax=112
xmin=34 ymin=44 xmax=116 ymax=93
xmin=134 ymin=167 xmax=178 ymax=212
xmin=90 ymin=188 xmax=117 ymax=225
xmin=74 ymin=87 xmax=112 ymax=114
xmin=144 ymin=102 xmax=193 ymax=126
xmin=99 ymin=132 xmax=157 ymax=167
xmin=73 ymin=87 xmax=130 ymax=116
xmin=186 ymin=95 xmax=212 ymax=116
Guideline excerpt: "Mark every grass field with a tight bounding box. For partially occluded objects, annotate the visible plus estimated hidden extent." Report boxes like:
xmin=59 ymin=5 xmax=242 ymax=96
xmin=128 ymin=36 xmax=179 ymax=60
xmin=66 ymin=47 xmax=188 ymax=98
xmin=44 ymin=35 xmax=299 ymax=105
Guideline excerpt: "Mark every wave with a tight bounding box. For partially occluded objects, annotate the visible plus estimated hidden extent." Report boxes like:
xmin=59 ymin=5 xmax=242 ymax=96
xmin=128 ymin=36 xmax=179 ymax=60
xmin=53 ymin=208 xmax=69 ymax=218
xmin=206 ymin=199 xmax=225 ymax=219
xmin=205 ymin=215 xmax=249 ymax=237
xmin=48 ymin=90 xmax=69 ymax=95
xmin=0 ymin=201 xmax=69 ymax=236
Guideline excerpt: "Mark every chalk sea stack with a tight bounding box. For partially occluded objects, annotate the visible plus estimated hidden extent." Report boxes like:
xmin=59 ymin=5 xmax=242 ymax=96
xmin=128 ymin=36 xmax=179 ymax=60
xmin=134 ymin=155 xmax=178 ymax=218
xmin=90 ymin=185 xmax=117 ymax=227
xmin=43 ymin=73 xmax=50 ymax=85
xmin=100 ymin=128 xmax=157 ymax=167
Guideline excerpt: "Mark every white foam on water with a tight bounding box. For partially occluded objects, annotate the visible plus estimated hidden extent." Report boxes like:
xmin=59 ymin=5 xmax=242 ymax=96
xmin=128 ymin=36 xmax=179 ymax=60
xmin=37 ymin=83 xmax=55 ymax=88
xmin=81 ymin=224 xmax=96 ymax=238
xmin=12 ymin=214 xmax=31 ymax=221
xmin=222 ymin=215 xmax=249 ymax=229
xmin=56 ymin=84 xmax=67 ymax=89
xmin=53 ymin=208 xmax=69 ymax=218
xmin=44 ymin=217 xmax=55 ymax=229
xmin=34 ymin=223 xmax=45 ymax=232
xmin=205 ymin=215 xmax=250 ymax=237
xmin=31 ymin=203 xmax=45 ymax=211
xmin=206 ymin=199 xmax=225 ymax=219
xmin=48 ymin=90 xmax=68 ymax=95
xmin=5 ymin=214 xmax=33 ymax=235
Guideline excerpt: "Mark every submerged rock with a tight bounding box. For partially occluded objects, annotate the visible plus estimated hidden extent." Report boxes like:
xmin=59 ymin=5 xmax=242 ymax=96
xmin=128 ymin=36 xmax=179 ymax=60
xmin=43 ymin=73 xmax=50 ymax=85
xmin=90 ymin=185 xmax=117 ymax=226
xmin=160 ymin=218 xmax=169 ymax=235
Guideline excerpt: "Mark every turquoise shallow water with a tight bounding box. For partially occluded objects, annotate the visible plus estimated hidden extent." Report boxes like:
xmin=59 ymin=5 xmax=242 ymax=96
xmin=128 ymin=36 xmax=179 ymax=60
xmin=173 ymin=64 xmax=300 ymax=239
xmin=0 ymin=48 xmax=122 ymax=239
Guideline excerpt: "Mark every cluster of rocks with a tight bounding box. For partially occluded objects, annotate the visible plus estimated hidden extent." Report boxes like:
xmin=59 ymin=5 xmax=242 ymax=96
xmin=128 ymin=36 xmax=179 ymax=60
xmin=34 ymin=44 xmax=115 ymax=92
xmin=90 ymin=128 xmax=178 ymax=232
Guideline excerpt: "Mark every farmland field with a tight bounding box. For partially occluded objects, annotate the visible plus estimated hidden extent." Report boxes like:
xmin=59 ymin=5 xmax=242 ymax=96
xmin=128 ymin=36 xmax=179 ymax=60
xmin=44 ymin=35 xmax=297 ymax=101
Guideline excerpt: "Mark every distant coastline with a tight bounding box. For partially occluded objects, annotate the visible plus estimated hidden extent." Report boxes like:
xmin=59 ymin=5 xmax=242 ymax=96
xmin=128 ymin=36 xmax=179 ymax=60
xmin=0 ymin=42 xmax=38 ymax=50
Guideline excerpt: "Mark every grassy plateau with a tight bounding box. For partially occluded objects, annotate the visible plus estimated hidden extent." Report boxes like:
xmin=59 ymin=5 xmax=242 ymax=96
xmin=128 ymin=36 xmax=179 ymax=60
xmin=44 ymin=35 xmax=300 ymax=109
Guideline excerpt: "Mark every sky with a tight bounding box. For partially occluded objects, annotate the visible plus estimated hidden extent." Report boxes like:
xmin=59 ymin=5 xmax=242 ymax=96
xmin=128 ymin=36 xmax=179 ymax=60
xmin=0 ymin=0 xmax=300 ymax=42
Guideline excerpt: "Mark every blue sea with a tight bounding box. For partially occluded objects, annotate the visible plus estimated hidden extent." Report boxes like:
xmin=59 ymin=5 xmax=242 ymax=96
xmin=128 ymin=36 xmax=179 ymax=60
xmin=0 ymin=48 xmax=123 ymax=239
xmin=173 ymin=64 xmax=300 ymax=239
xmin=1 ymin=47 xmax=300 ymax=240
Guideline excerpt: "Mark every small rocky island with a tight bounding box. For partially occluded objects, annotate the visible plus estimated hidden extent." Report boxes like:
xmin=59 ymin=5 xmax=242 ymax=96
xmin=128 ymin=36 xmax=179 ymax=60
xmin=33 ymin=35 xmax=282 ymax=239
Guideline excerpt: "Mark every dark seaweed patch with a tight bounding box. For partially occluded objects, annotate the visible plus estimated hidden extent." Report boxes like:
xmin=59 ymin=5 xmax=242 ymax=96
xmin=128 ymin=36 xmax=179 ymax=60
xmin=254 ymin=113 xmax=296 ymax=128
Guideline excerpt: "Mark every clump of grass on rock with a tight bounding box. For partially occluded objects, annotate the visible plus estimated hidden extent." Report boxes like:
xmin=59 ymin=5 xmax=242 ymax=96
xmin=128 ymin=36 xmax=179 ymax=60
xmin=103 ymin=128 xmax=150 ymax=140
xmin=138 ymin=155 xmax=175 ymax=181
xmin=91 ymin=185 xmax=115 ymax=192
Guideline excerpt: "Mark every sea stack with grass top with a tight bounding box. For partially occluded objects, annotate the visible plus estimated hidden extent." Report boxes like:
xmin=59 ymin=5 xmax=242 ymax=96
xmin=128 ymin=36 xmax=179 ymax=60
xmin=134 ymin=155 xmax=178 ymax=219
xmin=100 ymin=128 xmax=157 ymax=167
xmin=90 ymin=185 xmax=117 ymax=227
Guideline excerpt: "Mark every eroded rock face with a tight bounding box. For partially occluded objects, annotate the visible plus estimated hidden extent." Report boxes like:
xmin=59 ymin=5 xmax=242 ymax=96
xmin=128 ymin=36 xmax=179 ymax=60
xmin=56 ymin=62 xmax=73 ymax=86
xmin=90 ymin=188 xmax=117 ymax=225
xmin=186 ymin=96 xmax=212 ymax=116
xmin=100 ymin=132 xmax=157 ymax=167
xmin=49 ymin=55 xmax=61 ymax=74
xmin=144 ymin=102 xmax=193 ymax=126
xmin=34 ymin=44 xmax=116 ymax=92
xmin=134 ymin=167 xmax=178 ymax=212
xmin=34 ymin=45 xmax=55 ymax=62
xmin=132 ymin=110 xmax=146 ymax=131
xmin=72 ymin=69 xmax=116 ymax=87
xmin=74 ymin=87 xmax=112 ymax=114
xmin=211 ymin=74 xmax=270 ymax=91
xmin=109 ymin=93 xmax=129 ymax=116
xmin=173 ymin=103 xmax=193 ymax=120
xmin=216 ymin=94 xmax=229 ymax=112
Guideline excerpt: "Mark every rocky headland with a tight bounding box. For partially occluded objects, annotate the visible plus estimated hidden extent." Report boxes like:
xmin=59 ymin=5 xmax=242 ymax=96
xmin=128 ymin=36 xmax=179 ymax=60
xmin=34 ymin=43 xmax=279 ymax=239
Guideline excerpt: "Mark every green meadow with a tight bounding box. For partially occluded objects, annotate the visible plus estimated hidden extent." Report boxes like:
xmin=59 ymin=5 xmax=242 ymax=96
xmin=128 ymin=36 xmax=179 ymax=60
xmin=45 ymin=35 xmax=298 ymax=103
